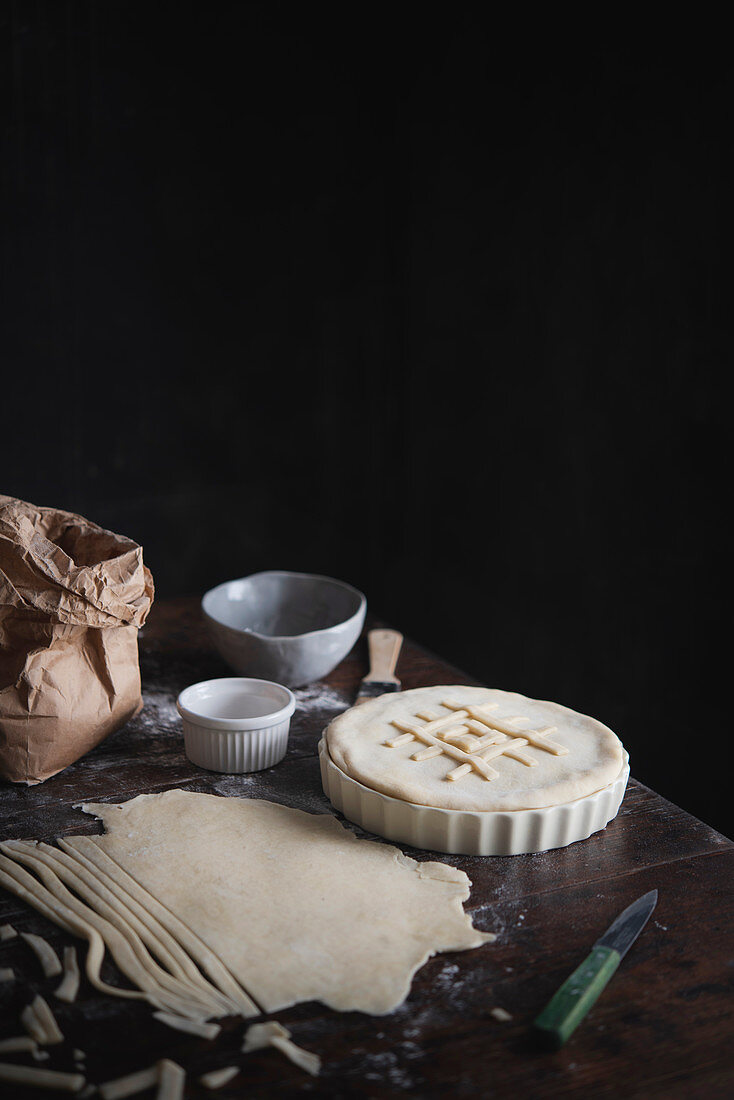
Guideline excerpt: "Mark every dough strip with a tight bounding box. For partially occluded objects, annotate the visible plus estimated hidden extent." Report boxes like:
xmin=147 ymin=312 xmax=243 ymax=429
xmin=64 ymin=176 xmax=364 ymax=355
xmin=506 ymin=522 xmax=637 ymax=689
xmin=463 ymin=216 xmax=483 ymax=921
xmin=157 ymin=1059 xmax=186 ymax=1100
xmin=0 ymin=1062 xmax=85 ymax=1091
xmin=98 ymin=1064 xmax=159 ymax=1099
xmin=19 ymin=841 xmax=225 ymax=1020
xmin=243 ymin=1021 xmax=321 ymax=1076
xmin=61 ymin=836 xmax=260 ymax=1017
xmin=199 ymin=1066 xmax=240 ymax=1089
xmin=57 ymin=838 xmax=243 ymax=1018
xmin=20 ymin=931 xmax=63 ymax=977
xmin=55 ymin=945 xmax=81 ymax=1003
xmin=0 ymin=846 xmax=168 ymax=1010
xmin=4 ymin=840 xmax=224 ymax=1020
xmin=0 ymin=854 xmax=136 ymax=1002
xmin=21 ymin=995 xmax=64 ymax=1044
xmin=0 ymin=1036 xmax=39 ymax=1054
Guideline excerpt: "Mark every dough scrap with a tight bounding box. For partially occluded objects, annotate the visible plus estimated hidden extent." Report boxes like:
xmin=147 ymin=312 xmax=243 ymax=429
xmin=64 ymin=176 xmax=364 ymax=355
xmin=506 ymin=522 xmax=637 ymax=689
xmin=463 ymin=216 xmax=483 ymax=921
xmin=0 ymin=1037 xmax=38 ymax=1054
xmin=326 ymin=685 xmax=625 ymax=811
xmin=157 ymin=1059 xmax=186 ymax=1100
xmin=0 ymin=1062 xmax=85 ymax=1092
xmin=243 ymin=1021 xmax=321 ymax=1076
xmin=55 ymin=945 xmax=81 ymax=1003
xmin=20 ymin=995 xmax=63 ymax=1045
xmin=20 ymin=931 xmax=62 ymax=977
xmin=99 ymin=1060 xmax=185 ymax=1100
xmin=152 ymin=1011 xmax=221 ymax=1040
xmin=98 ymin=1065 xmax=158 ymax=1100
xmin=199 ymin=1066 xmax=240 ymax=1089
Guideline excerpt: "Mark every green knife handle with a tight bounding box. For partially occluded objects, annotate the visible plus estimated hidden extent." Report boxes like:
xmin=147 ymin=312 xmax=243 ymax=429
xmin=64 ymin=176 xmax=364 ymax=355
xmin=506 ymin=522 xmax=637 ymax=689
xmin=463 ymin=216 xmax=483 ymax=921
xmin=533 ymin=944 xmax=621 ymax=1049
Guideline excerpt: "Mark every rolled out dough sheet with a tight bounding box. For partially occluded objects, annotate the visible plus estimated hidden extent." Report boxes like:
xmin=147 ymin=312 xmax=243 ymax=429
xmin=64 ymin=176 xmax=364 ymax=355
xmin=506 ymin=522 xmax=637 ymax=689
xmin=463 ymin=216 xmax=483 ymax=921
xmin=78 ymin=790 xmax=492 ymax=1016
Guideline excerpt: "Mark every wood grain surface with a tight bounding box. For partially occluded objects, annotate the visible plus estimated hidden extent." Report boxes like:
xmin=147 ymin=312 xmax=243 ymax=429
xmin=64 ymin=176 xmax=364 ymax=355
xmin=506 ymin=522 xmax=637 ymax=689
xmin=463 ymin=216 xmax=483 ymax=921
xmin=0 ymin=596 xmax=732 ymax=1098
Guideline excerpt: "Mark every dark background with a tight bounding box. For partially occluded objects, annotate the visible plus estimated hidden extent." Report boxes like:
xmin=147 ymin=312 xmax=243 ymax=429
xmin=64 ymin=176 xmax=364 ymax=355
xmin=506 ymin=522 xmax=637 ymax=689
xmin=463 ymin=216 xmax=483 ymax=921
xmin=1 ymin=4 xmax=729 ymax=834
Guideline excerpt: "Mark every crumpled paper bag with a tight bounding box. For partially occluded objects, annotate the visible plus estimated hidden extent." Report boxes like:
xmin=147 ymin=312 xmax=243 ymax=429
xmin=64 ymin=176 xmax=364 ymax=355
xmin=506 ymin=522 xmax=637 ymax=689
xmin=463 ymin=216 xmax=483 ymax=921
xmin=0 ymin=495 xmax=154 ymax=784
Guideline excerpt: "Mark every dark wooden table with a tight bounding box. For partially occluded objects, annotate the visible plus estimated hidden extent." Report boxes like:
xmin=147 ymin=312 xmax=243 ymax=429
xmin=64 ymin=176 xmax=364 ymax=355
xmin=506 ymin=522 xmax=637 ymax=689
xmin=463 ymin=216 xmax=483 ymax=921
xmin=1 ymin=597 xmax=732 ymax=1098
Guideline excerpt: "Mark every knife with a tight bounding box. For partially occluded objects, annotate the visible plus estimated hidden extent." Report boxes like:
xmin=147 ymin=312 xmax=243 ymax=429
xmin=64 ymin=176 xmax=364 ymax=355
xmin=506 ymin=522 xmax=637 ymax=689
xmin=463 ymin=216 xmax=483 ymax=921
xmin=533 ymin=889 xmax=658 ymax=1049
xmin=354 ymin=629 xmax=403 ymax=704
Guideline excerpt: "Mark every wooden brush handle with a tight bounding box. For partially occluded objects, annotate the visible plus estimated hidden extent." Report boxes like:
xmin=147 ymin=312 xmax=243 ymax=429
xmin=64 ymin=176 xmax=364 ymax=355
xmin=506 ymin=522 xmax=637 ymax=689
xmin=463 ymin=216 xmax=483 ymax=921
xmin=364 ymin=629 xmax=403 ymax=683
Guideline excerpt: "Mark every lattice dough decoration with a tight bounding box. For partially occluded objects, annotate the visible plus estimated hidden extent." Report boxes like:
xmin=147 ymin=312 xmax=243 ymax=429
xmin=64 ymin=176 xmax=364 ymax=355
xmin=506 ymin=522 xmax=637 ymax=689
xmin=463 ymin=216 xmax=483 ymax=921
xmin=383 ymin=698 xmax=569 ymax=783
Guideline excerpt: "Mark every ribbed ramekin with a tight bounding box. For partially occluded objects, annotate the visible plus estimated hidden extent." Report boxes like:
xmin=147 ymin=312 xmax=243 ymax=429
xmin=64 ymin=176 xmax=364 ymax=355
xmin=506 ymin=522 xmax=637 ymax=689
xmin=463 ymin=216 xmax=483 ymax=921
xmin=177 ymin=678 xmax=296 ymax=773
xmin=319 ymin=738 xmax=629 ymax=856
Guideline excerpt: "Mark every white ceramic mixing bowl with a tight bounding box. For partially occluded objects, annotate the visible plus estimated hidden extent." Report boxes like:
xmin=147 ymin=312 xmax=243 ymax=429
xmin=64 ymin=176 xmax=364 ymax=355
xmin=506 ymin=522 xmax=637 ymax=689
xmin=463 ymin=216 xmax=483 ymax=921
xmin=201 ymin=570 xmax=366 ymax=687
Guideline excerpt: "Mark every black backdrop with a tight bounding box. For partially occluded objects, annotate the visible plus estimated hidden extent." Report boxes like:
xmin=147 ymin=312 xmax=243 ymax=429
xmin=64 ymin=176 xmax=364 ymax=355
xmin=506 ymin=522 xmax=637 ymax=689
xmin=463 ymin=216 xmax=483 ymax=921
xmin=1 ymin=4 xmax=730 ymax=835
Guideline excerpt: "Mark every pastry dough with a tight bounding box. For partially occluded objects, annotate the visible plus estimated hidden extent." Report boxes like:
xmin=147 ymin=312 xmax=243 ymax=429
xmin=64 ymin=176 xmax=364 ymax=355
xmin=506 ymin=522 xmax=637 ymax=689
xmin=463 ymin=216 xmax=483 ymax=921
xmin=199 ymin=1066 xmax=239 ymax=1090
xmin=0 ymin=1037 xmax=38 ymax=1054
xmin=0 ymin=1063 xmax=85 ymax=1092
xmin=20 ymin=932 xmax=62 ymax=977
xmin=0 ymin=790 xmax=491 ymax=1018
xmin=20 ymin=995 xmax=63 ymax=1044
xmin=54 ymin=946 xmax=80 ymax=1003
xmin=243 ymin=1021 xmax=320 ymax=1075
xmin=325 ymin=685 xmax=624 ymax=811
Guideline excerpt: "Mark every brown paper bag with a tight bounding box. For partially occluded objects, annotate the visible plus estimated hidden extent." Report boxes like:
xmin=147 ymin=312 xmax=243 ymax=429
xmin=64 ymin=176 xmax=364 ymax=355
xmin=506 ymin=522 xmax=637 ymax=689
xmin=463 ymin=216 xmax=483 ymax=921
xmin=0 ymin=495 xmax=154 ymax=784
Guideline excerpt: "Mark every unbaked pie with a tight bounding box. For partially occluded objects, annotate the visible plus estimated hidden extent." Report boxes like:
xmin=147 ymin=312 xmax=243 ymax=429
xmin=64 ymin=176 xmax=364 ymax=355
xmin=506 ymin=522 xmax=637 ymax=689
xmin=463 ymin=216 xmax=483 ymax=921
xmin=321 ymin=685 xmax=628 ymax=854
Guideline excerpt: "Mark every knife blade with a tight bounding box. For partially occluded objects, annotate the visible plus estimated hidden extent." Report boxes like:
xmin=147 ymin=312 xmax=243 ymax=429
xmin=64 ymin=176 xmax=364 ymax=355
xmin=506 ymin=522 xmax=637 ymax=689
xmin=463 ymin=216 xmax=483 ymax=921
xmin=533 ymin=889 xmax=658 ymax=1049
xmin=354 ymin=629 xmax=403 ymax=705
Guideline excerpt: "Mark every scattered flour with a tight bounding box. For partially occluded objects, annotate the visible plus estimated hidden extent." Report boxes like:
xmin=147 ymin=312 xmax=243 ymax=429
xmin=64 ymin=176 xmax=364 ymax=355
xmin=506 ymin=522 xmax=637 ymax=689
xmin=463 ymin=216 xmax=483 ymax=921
xmin=362 ymin=1050 xmax=416 ymax=1090
xmin=135 ymin=691 xmax=180 ymax=733
xmin=293 ymin=682 xmax=350 ymax=712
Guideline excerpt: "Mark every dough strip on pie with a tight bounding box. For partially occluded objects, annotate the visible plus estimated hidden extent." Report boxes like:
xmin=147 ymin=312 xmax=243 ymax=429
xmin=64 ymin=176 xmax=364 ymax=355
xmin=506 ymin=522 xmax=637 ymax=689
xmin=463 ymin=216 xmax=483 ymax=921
xmin=60 ymin=836 xmax=260 ymax=1018
xmin=388 ymin=716 xmax=500 ymax=780
xmin=442 ymin=700 xmax=569 ymax=756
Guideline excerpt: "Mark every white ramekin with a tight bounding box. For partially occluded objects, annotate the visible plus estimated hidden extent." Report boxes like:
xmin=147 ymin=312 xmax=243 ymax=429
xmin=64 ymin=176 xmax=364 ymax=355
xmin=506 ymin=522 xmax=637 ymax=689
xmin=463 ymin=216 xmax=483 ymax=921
xmin=319 ymin=738 xmax=630 ymax=856
xmin=177 ymin=678 xmax=296 ymax=773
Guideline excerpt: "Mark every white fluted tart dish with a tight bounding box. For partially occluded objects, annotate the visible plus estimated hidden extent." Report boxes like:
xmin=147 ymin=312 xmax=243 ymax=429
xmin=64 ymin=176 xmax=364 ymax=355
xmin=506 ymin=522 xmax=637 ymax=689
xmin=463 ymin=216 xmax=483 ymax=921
xmin=320 ymin=685 xmax=629 ymax=856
